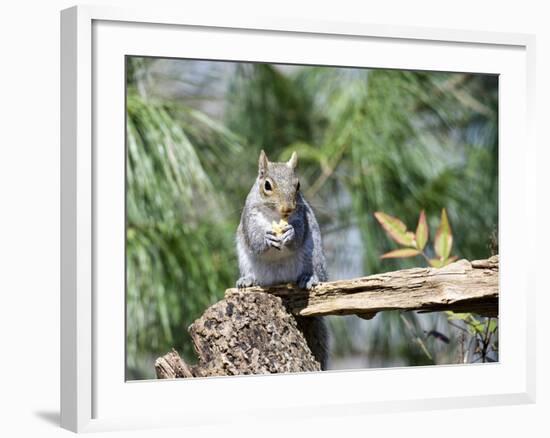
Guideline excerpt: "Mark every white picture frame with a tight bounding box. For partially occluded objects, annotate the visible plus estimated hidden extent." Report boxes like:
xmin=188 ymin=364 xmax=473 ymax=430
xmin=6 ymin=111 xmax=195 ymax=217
xmin=60 ymin=4 xmax=536 ymax=433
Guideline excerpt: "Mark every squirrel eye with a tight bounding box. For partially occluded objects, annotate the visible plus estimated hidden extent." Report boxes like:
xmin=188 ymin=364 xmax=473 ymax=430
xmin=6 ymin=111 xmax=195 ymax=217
xmin=264 ymin=180 xmax=272 ymax=193
xmin=296 ymin=181 xmax=300 ymax=191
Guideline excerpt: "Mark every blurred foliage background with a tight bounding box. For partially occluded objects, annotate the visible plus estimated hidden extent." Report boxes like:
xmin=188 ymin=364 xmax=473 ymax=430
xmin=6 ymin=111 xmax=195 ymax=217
xmin=126 ymin=56 xmax=498 ymax=380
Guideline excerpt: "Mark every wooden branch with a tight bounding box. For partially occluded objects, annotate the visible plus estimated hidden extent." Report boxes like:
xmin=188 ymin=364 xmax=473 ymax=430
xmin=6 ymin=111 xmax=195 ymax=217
xmin=155 ymin=349 xmax=194 ymax=379
xmin=225 ymin=256 xmax=499 ymax=319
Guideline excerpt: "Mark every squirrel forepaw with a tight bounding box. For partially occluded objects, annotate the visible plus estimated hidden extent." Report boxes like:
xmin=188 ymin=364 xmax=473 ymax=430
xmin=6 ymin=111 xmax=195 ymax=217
xmin=281 ymin=224 xmax=295 ymax=246
xmin=298 ymin=273 xmax=319 ymax=290
xmin=264 ymin=230 xmax=282 ymax=250
xmin=236 ymin=276 xmax=257 ymax=289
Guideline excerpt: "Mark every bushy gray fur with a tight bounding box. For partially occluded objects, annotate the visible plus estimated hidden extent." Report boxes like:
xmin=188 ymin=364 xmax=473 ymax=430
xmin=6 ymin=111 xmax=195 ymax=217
xmin=236 ymin=151 xmax=329 ymax=369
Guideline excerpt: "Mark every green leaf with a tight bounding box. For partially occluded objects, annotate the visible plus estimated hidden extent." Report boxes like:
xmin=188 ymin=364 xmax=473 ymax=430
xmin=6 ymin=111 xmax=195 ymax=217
xmin=428 ymin=258 xmax=445 ymax=268
xmin=374 ymin=212 xmax=416 ymax=247
xmin=471 ymin=322 xmax=485 ymax=334
xmin=488 ymin=319 xmax=498 ymax=333
xmin=415 ymin=210 xmax=429 ymax=251
xmin=465 ymin=315 xmax=482 ymax=333
xmin=446 ymin=311 xmax=471 ymax=321
xmin=434 ymin=208 xmax=453 ymax=259
xmin=380 ymin=248 xmax=421 ymax=259
xmin=440 ymin=255 xmax=459 ymax=267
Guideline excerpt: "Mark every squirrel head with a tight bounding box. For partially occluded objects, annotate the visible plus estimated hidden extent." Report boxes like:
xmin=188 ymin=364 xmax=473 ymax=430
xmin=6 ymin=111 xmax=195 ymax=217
xmin=257 ymin=150 xmax=300 ymax=219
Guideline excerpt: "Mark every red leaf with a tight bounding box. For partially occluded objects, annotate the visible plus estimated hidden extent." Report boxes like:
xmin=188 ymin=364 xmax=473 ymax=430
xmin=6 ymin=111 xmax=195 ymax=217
xmin=434 ymin=208 xmax=453 ymax=259
xmin=380 ymin=248 xmax=421 ymax=259
xmin=374 ymin=212 xmax=416 ymax=247
xmin=415 ymin=210 xmax=429 ymax=251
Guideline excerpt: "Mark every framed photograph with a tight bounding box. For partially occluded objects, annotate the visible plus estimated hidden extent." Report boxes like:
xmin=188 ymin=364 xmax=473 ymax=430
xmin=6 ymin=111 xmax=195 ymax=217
xmin=61 ymin=5 xmax=536 ymax=432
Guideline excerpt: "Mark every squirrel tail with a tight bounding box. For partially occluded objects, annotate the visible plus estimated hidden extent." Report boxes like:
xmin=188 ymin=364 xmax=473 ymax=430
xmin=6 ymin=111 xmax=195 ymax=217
xmin=295 ymin=315 xmax=329 ymax=370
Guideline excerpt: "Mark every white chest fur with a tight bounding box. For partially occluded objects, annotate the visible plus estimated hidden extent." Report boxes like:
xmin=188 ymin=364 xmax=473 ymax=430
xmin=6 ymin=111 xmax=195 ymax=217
xmin=238 ymin=209 xmax=304 ymax=286
xmin=250 ymin=249 xmax=303 ymax=286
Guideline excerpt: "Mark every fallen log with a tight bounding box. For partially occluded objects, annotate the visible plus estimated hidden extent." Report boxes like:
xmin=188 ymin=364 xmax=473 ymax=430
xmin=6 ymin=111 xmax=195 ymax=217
xmin=225 ymin=256 xmax=499 ymax=319
xmin=156 ymin=256 xmax=498 ymax=378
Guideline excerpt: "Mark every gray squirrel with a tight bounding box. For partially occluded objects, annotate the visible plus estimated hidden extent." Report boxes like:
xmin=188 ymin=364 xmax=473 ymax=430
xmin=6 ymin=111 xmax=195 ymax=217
xmin=236 ymin=150 xmax=329 ymax=369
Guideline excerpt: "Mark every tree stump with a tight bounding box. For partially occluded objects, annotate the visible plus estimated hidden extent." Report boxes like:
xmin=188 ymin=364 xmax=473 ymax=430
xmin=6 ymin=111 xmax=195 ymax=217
xmin=155 ymin=291 xmax=321 ymax=378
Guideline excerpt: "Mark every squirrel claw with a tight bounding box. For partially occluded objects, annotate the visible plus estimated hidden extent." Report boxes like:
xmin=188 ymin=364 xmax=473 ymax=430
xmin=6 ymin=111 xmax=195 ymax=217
xmin=236 ymin=276 xmax=257 ymax=289
xmin=298 ymin=273 xmax=319 ymax=290
xmin=281 ymin=224 xmax=295 ymax=246
xmin=265 ymin=232 xmax=282 ymax=250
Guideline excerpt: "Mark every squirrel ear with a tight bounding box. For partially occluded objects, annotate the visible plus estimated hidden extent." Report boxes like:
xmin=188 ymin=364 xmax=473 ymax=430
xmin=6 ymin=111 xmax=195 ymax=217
xmin=287 ymin=151 xmax=298 ymax=169
xmin=258 ymin=150 xmax=269 ymax=176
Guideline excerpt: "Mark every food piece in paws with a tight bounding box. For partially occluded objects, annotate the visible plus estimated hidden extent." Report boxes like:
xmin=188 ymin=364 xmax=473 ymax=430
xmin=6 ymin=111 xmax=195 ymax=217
xmin=271 ymin=219 xmax=288 ymax=237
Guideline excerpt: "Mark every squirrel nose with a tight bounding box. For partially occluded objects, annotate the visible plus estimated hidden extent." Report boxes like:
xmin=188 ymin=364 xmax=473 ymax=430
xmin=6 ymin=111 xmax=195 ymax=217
xmin=279 ymin=204 xmax=295 ymax=217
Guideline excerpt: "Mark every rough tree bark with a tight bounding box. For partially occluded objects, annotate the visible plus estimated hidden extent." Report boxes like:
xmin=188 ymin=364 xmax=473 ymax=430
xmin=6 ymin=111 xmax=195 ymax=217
xmin=155 ymin=291 xmax=320 ymax=379
xmin=156 ymin=256 xmax=498 ymax=379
